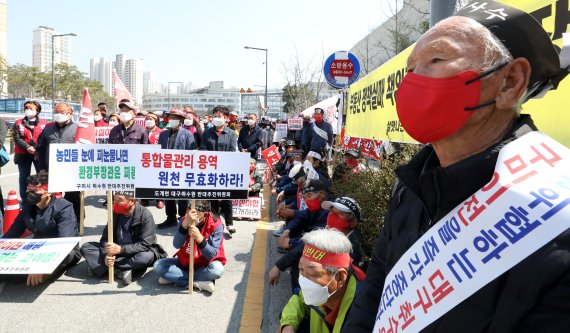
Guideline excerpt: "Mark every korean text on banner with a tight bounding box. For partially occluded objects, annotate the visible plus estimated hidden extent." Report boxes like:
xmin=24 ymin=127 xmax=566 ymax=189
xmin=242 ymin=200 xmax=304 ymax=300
xmin=95 ymin=126 xmax=113 ymax=144
xmin=288 ymin=118 xmax=303 ymax=131
xmin=373 ymin=131 xmax=570 ymax=332
xmin=273 ymin=124 xmax=288 ymax=142
xmin=261 ymin=145 xmax=280 ymax=169
xmin=232 ymin=197 xmax=262 ymax=219
xmin=0 ymin=238 xmax=81 ymax=274
xmin=345 ymin=0 xmax=570 ymax=146
xmin=134 ymin=149 xmax=250 ymax=200
xmin=47 ymin=144 xmax=142 ymax=192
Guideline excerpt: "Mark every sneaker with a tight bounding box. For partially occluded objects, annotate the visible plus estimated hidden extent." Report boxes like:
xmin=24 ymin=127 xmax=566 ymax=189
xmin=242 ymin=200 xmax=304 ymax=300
xmin=156 ymin=200 xmax=165 ymax=209
xmin=193 ymin=280 xmax=215 ymax=293
xmin=227 ymin=225 xmax=236 ymax=234
xmin=157 ymin=219 xmax=177 ymax=229
xmin=121 ymin=270 xmax=133 ymax=285
xmin=273 ymin=225 xmax=286 ymax=237
xmin=102 ymin=199 xmax=108 ymax=207
xmin=158 ymin=277 xmax=173 ymax=285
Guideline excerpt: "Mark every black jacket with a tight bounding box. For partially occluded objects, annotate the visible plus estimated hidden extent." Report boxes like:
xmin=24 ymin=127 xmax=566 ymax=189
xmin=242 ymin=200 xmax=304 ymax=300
xmin=343 ymin=115 xmax=570 ymax=333
xmin=37 ymin=121 xmax=77 ymax=171
xmin=200 ymin=126 xmax=237 ymax=152
xmin=100 ymin=202 xmax=166 ymax=260
xmin=238 ymin=125 xmax=263 ymax=158
xmin=2 ymin=197 xmax=81 ymax=271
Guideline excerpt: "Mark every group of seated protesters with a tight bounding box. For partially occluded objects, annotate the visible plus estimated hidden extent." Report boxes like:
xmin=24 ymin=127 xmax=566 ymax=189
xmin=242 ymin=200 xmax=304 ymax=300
xmin=265 ymin=139 xmax=369 ymax=333
xmin=0 ymin=174 xmax=226 ymax=293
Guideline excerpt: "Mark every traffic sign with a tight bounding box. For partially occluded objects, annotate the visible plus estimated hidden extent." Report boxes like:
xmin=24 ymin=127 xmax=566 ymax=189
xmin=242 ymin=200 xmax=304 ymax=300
xmin=323 ymin=51 xmax=360 ymax=89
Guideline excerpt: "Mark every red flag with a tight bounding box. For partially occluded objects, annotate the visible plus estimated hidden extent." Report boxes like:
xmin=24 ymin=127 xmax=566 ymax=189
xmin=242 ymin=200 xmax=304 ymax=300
xmin=74 ymin=88 xmax=96 ymax=144
xmin=261 ymin=145 xmax=280 ymax=170
xmin=113 ymin=68 xmax=134 ymax=104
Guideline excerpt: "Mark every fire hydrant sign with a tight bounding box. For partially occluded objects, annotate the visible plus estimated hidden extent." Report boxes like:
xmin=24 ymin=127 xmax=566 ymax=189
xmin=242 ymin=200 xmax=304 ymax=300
xmin=48 ymin=144 xmax=144 ymax=192
xmin=0 ymin=238 xmax=80 ymax=274
xmin=232 ymin=197 xmax=262 ymax=219
xmin=134 ymin=149 xmax=250 ymax=200
xmin=324 ymin=51 xmax=360 ymax=89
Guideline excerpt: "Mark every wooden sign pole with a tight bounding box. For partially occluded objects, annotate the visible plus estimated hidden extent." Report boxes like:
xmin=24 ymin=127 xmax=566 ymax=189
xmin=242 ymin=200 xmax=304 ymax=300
xmin=189 ymin=199 xmax=196 ymax=295
xmin=79 ymin=191 xmax=85 ymax=236
xmin=107 ymin=191 xmax=114 ymax=283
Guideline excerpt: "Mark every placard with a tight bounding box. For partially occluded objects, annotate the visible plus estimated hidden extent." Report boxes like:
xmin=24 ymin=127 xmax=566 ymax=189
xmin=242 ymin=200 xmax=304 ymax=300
xmin=232 ymin=197 xmax=262 ymax=219
xmin=0 ymin=238 xmax=81 ymax=274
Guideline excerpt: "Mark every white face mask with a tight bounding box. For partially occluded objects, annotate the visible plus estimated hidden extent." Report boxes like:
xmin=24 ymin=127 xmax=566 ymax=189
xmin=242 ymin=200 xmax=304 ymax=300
xmin=25 ymin=109 xmax=37 ymax=118
xmin=53 ymin=113 xmax=69 ymax=123
xmin=168 ymin=119 xmax=180 ymax=128
xmin=119 ymin=112 xmax=133 ymax=122
xmin=298 ymin=272 xmax=338 ymax=306
xmin=247 ymin=119 xmax=255 ymax=126
xmin=212 ymin=117 xmax=225 ymax=127
xmin=109 ymin=121 xmax=119 ymax=127
xmin=184 ymin=119 xmax=192 ymax=127
xmin=145 ymin=119 xmax=155 ymax=128
xmin=93 ymin=115 xmax=102 ymax=122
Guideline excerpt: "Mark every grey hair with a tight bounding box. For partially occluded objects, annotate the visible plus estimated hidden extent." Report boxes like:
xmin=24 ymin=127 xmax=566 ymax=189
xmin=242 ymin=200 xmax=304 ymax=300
xmin=302 ymin=229 xmax=352 ymax=275
xmin=479 ymin=28 xmax=513 ymax=72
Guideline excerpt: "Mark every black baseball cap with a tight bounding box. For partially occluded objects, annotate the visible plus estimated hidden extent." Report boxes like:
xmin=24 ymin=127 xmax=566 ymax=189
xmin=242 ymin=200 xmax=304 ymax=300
xmin=322 ymin=197 xmax=361 ymax=221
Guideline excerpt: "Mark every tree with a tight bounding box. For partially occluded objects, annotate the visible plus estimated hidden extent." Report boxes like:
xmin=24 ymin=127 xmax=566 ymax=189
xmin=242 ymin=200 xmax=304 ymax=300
xmin=280 ymin=49 xmax=322 ymax=114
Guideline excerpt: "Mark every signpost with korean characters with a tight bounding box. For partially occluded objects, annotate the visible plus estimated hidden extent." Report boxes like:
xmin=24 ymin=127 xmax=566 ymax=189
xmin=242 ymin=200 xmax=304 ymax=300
xmin=323 ymin=51 xmax=360 ymax=89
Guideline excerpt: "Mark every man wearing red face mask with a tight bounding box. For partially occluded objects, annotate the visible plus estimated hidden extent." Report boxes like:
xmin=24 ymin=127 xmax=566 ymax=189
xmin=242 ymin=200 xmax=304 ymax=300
xmin=278 ymin=179 xmax=329 ymax=252
xmin=269 ymin=196 xmax=365 ymax=292
xmin=309 ymin=108 xmax=334 ymax=159
xmin=343 ymin=3 xmax=570 ymax=332
xmin=80 ymin=191 xmax=166 ymax=285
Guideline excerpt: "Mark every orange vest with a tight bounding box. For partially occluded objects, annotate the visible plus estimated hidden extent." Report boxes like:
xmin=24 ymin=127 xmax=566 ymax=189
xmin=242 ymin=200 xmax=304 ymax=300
xmin=14 ymin=118 xmax=47 ymax=155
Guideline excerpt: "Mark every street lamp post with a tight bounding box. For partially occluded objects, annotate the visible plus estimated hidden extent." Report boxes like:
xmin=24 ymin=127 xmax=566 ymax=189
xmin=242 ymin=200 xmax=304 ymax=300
xmin=167 ymin=81 xmax=183 ymax=109
xmin=51 ymin=33 xmax=77 ymax=108
xmin=244 ymin=46 xmax=268 ymax=116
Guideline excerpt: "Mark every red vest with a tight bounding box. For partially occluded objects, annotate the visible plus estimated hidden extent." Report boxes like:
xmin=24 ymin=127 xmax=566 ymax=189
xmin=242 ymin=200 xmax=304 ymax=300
xmin=14 ymin=118 xmax=47 ymax=155
xmin=148 ymin=126 xmax=163 ymax=145
xmin=94 ymin=119 xmax=108 ymax=127
xmin=175 ymin=213 xmax=226 ymax=269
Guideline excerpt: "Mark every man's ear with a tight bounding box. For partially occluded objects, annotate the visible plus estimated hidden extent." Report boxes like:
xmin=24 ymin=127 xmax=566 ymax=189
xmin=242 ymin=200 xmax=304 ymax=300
xmin=495 ymin=57 xmax=531 ymax=110
xmin=337 ymin=268 xmax=349 ymax=287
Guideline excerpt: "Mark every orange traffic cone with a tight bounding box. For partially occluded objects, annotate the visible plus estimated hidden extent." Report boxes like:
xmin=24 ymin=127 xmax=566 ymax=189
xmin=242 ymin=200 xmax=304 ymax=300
xmin=3 ymin=190 xmax=20 ymax=235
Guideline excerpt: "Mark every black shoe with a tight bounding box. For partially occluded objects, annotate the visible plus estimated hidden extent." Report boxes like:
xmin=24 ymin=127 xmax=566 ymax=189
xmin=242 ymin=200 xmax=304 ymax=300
xmin=227 ymin=225 xmax=236 ymax=234
xmin=157 ymin=219 xmax=177 ymax=229
xmin=117 ymin=269 xmax=133 ymax=285
xmin=103 ymin=199 xmax=108 ymax=206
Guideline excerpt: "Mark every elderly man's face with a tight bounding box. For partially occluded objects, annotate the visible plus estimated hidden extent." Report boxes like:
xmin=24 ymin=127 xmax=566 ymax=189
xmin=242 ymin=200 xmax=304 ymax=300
xmin=299 ymin=257 xmax=339 ymax=291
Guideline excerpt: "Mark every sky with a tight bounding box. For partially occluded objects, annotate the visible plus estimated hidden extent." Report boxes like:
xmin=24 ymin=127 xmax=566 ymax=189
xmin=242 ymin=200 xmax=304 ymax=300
xmin=7 ymin=0 xmax=391 ymax=91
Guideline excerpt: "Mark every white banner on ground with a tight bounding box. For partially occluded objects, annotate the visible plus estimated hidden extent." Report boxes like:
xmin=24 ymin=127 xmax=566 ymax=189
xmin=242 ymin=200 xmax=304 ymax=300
xmin=134 ymin=149 xmax=250 ymax=200
xmin=373 ymin=132 xmax=570 ymax=333
xmin=232 ymin=197 xmax=262 ymax=219
xmin=48 ymin=144 xmax=147 ymax=192
xmin=0 ymin=238 xmax=80 ymax=274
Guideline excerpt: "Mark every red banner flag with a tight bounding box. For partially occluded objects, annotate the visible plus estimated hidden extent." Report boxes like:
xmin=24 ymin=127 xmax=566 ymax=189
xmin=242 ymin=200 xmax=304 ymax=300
xmin=74 ymin=88 xmax=96 ymax=144
xmin=261 ymin=145 xmax=280 ymax=170
xmin=113 ymin=68 xmax=134 ymax=104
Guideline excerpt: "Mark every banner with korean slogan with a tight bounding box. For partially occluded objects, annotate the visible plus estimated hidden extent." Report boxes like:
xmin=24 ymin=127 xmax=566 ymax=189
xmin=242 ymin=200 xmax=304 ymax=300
xmin=48 ymin=144 xmax=146 ymax=192
xmin=232 ymin=197 xmax=262 ymax=219
xmin=0 ymin=238 xmax=80 ymax=274
xmin=95 ymin=126 xmax=113 ymax=144
xmin=288 ymin=118 xmax=303 ymax=131
xmin=261 ymin=145 xmax=280 ymax=170
xmin=345 ymin=0 xmax=570 ymax=147
xmin=273 ymin=123 xmax=288 ymax=143
xmin=134 ymin=149 xmax=250 ymax=200
xmin=373 ymin=131 xmax=570 ymax=333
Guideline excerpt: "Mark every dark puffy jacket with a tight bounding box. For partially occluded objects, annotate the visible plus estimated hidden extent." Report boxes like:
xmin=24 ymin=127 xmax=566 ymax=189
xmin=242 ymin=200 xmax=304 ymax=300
xmin=100 ymin=202 xmax=166 ymax=260
xmin=200 ymin=126 xmax=237 ymax=152
xmin=108 ymin=122 xmax=149 ymax=145
xmin=238 ymin=125 xmax=263 ymax=158
xmin=300 ymin=122 xmax=313 ymax=152
xmin=37 ymin=121 xmax=77 ymax=171
xmin=342 ymin=115 xmax=570 ymax=333
xmin=286 ymin=207 xmax=329 ymax=239
xmin=309 ymin=120 xmax=334 ymax=155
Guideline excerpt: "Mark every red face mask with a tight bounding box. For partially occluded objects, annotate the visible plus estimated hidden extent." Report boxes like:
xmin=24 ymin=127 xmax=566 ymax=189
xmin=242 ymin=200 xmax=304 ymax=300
xmin=314 ymin=115 xmax=323 ymax=123
xmin=249 ymin=165 xmax=255 ymax=173
xmin=229 ymin=115 xmax=237 ymax=122
xmin=113 ymin=202 xmax=131 ymax=215
xmin=396 ymin=64 xmax=503 ymax=144
xmin=305 ymin=198 xmax=321 ymax=212
xmin=326 ymin=211 xmax=350 ymax=232
xmin=346 ymin=158 xmax=359 ymax=168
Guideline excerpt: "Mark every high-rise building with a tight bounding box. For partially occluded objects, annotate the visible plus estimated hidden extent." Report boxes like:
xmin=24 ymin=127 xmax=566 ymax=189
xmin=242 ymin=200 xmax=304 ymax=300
xmin=143 ymin=71 xmax=161 ymax=95
xmin=0 ymin=0 xmax=7 ymax=97
xmin=124 ymin=58 xmax=144 ymax=104
xmin=32 ymin=26 xmax=73 ymax=72
xmin=90 ymin=57 xmax=113 ymax=96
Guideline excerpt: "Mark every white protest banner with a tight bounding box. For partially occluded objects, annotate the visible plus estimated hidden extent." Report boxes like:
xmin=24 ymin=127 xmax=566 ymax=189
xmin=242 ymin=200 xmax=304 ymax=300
xmin=373 ymin=132 xmax=570 ymax=333
xmin=273 ymin=123 xmax=288 ymax=142
xmin=95 ymin=126 xmax=113 ymax=144
xmin=48 ymin=144 xmax=143 ymax=192
xmin=232 ymin=197 xmax=262 ymax=219
xmin=0 ymin=238 xmax=81 ymax=274
xmin=134 ymin=149 xmax=250 ymax=200
xmin=288 ymin=118 xmax=303 ymax=131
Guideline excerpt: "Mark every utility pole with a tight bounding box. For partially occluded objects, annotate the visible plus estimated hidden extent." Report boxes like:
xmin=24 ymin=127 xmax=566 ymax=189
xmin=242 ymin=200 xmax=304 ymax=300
xmin=430 ymin=0 xmax=457 ymax=27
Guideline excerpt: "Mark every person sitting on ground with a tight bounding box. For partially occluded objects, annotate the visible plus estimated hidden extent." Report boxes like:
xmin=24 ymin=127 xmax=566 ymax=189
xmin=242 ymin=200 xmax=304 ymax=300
xmin=332 ymin=149 xmax=366 ymax=182
xmin=278 ymin=179 xmax=329 ymax=252
xmin=270 ymin=196 xmax=365 ymax=293
xmin=249 ymin=158 xmax=263 ymax=197
xmin=153 ymin=200 xmax=226 ymax=293
xmin=1 ymin=172 xmax=81 ymax=286
xmin=305 ymin=151 xmax=332 ymax=190
xmin=278 ymin=228 xmax=365 ymax=333
xmin=80 ymin=191 xmax=166 ymax=285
